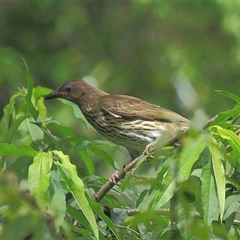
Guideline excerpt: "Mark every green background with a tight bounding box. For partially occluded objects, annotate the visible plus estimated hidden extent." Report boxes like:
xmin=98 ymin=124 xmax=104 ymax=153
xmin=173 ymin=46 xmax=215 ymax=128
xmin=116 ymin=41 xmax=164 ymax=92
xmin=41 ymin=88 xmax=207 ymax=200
xmin=1 ymin=1 xmax=239 ymax=139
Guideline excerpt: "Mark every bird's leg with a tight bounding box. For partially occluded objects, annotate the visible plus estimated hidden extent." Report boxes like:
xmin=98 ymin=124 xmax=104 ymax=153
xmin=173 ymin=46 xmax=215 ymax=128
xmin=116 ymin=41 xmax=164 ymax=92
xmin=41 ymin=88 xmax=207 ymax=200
xmin=128 ymin=149 xmax=141 ymax=160
xmin=109 ymin=150 xmax=140 ymax=184
xmin=109 ymin=169 xmax=122 ymax=184
xmin=109 ymin=143 xmax=156 ymax=183
xmin=143 ymin=140 xmax=157 ymax=161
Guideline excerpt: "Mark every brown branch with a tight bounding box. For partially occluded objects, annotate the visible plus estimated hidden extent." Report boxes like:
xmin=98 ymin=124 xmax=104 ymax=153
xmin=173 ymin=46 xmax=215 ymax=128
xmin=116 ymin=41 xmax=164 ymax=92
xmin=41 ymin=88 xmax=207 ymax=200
xmin=93 ymin=151 xmax=147 ymax=202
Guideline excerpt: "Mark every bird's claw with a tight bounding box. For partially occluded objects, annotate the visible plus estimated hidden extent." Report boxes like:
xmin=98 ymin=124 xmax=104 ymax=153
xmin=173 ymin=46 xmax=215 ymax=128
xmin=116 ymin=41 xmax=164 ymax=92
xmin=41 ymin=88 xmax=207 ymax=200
xmin=109 ymin=170 xmax=121 ymax=184
xmin=144 ymin=141 xmax=156 ymax=161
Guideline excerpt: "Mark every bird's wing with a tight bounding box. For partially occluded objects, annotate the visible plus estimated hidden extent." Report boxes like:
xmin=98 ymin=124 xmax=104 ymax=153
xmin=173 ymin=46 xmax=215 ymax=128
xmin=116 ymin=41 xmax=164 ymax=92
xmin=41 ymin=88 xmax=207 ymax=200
xmin=99 ymin=95 xmax=188 ymax=123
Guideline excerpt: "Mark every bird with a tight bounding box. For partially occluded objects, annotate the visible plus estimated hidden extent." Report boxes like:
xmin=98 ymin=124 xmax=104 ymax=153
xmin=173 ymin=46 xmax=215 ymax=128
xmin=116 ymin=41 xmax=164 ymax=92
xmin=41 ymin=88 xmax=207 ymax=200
xmin=45 ymin=79 xmax=189 ymax=159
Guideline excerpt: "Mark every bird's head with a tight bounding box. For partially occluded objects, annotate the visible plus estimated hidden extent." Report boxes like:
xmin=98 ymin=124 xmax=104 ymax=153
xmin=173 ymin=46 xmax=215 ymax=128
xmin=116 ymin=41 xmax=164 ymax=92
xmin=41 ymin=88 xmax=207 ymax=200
xmin=45 ymin=79 xmax=88 ymax=103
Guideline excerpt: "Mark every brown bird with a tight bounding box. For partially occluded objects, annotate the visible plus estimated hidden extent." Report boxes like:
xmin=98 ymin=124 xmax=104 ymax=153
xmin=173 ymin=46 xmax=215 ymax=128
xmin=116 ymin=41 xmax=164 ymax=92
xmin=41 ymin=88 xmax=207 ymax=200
xmin=45 ymin=79 xmax=189 ymax=158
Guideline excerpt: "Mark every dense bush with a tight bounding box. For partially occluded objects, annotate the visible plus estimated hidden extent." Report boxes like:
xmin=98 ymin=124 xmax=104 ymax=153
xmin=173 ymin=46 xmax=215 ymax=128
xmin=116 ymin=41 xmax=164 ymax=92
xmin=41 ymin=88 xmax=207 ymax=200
xmin=1 ymin=66 xmax=240 ymax=239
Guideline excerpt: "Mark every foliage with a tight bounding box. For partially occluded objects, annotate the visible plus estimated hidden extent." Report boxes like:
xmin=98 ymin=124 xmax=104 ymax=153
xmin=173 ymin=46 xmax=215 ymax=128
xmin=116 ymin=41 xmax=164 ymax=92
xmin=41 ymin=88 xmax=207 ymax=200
xmin=1 ymin=69 xmax=240 ymax=239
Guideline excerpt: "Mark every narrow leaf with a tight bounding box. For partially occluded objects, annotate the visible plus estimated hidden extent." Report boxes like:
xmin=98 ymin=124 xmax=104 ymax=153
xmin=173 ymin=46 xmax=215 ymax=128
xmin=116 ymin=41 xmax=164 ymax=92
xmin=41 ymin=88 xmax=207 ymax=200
xmin=53 ymin=150 xmax=99 ymax=240
xmin=216 ymin=90 xmax=240 ymax=104
xmin=3 ymin=115 xmax=28 ymax=143
xmin=209 ymin=105 xmax=240 ymax=126
xmin=48 ymin=182 xmax=66 ymax=228
xmin=79 ymin=149 xmax=95 ymax=174
xmin=213 ymin=126 xmax=240 ymax=153
xmin=0 ymin=92 xmax=23 ymax=142
xmin=66 ymin=205 xmax=94 ymax=234
xmin=49 ymin=121 xmax=74 ymax=137
xmin=22 ymin=57 xmax=38 ymax=119
xmin=59 ymin=99 xmax=88 ymax=128
xmin=86 ymin=193 xmax=121 ymax=240
xmin=89 ymin=146 xmax=116 ymax=169
xmin=201 ymin=148 xmax=219 ymax=225
xmin=210 ymin=138 xmax=225 ymax=222
xmin=0 ymin=143 xmax=38 ymax=156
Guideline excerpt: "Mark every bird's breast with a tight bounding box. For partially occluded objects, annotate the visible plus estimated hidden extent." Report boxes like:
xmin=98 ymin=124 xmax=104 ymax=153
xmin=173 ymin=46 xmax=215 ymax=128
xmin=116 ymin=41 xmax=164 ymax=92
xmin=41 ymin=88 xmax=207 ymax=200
xmin=82 ymin=110 xmax=181 ymax=151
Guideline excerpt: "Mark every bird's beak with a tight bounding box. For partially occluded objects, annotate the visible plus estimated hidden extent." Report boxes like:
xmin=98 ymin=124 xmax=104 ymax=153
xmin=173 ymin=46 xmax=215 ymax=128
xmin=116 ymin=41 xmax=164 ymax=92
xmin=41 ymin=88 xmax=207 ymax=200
xmin=45 ymin=91 xmax=57 ymax=100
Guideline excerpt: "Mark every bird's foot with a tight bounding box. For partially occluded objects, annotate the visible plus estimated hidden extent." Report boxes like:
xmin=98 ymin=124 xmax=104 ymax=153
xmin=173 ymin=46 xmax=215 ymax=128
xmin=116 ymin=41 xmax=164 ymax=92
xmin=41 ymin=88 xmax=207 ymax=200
xmin=144 ymin=141 xmax=156 ymax=161
xmin=109 ymin=170 xmax=121 ymax=184
xmin=109 ymin=164 xmax=128 ymax=184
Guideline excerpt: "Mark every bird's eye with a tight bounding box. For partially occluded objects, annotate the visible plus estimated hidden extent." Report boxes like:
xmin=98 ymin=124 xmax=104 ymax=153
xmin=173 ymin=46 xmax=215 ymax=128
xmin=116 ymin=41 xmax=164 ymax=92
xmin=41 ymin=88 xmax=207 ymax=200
xmin=64 ymin=85 xmax=73 ymax=92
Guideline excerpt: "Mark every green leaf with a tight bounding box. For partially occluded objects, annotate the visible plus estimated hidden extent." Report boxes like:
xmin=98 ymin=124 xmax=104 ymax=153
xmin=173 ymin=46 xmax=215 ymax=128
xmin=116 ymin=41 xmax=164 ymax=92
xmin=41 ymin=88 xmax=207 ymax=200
xmin=79 ymin=148 xmax=95 ymax=174
xmin=211 ymin=126 xmax=240 ymax=168
xmin=201 ymin=147 xmax=219 ymax=225
xmin=48 ymin=181 xmax=66 ymax=229
xmin=175 ymin=194 xmax=196 ymax=239
xmin=19 ymin=117 xmax=44 ymax=145
xmin=49 ymin=121 xmax=74 ymax=137
xmin=86 ymin=194 xmax=121 ymax=240
xmin=53 ymin=150 xmax=99 ymax=240
xmin=216 ymin=90 xmax=240 ymax=104
xmin=28 ymin=152 xmax=53 ymax=210
xmin=66 ymin=205 xmax=95 ymax=238
xmin=141 ymin=135 xmax=206 ymax=210
xmin=212 ymin=126 xmax=240 ymax=154
xmin=224 ymin=194 xmax=240 ymax=220
xmin=0 ymin=143 xmax=38 ymax=156
xmin=0 ymin=91 xmax=24 ymax=142
xmin=35 ymin=94 xmax=47 ymax=120
xmin=33 ymin=86 xmax=51 ymax=120
xmin=34 ymin=86 xmax=53 ymax=100
xmin=210 ymin=137 xmax=225 ymax=222
xmin=22 ymin=57 xmax=38 ymax=119
xmin=3 ymin=115 xmax=28 ymax=143
xmin=59 ymin=99 xmax=88 ymax=128
xmin=89 ymin=145 xmax=116 ymax=169
xmin=22 ymin=58 xmax=33 ymax=97
xmin=209 ymin=104 xmax=240 ymax=126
